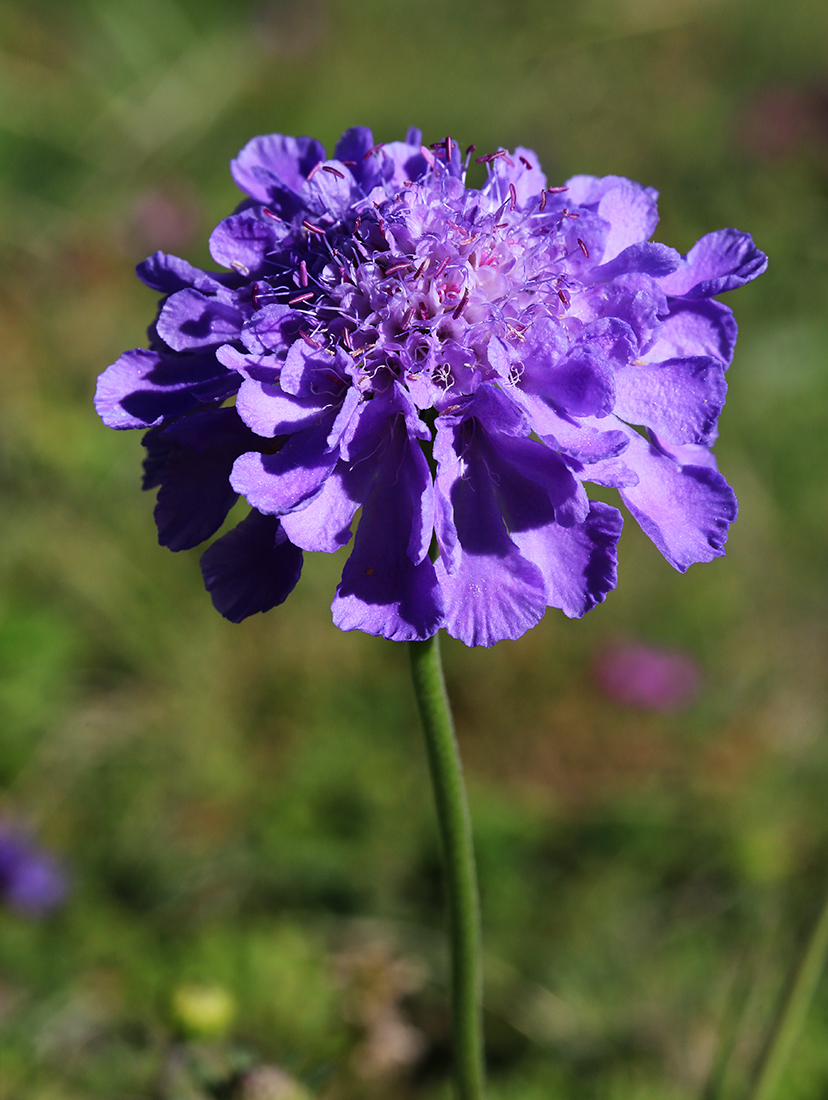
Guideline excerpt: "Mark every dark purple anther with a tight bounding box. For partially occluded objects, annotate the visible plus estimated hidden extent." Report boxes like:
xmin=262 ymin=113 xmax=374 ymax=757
xmin=519 ymin=156 xmax=532 ymax=169
xmin=289 ymin=291 xmax=315 ymax=305
xmin=577 ymin=238 xmax=589 ymax=258
xmin=452 ymin=289 xmax=469 ymax=319
xmin=306 ymin=162 xmax=323 ymax=181
xmin=539 ymin=190 xmax=548 ymax=212
xmin=323 ymin=165 xmax=346 ymax=179
xmin=509 ymin=183 xmax=517 ymax=211
xmin=299 ymin=259 xmax=308 ymax=287
xmin=302 ymin=220 xmax=327 ymax=236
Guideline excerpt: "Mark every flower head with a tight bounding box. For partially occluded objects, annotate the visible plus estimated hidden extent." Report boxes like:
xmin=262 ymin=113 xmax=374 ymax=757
xmin=0 ymin=825 xmax=68 ymax=917
xmin=96 ymin=127 xmax=766 ymax=646
xmin=594 ymin=641 xmax=702 ymax=711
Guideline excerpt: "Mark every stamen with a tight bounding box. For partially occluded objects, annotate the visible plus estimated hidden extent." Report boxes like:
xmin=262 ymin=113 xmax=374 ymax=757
xmin=452 ymin=289 xmax=469 ymax=319
xmin=364 ymin=143 xmax=385 ymax=159
xmin=445 ymin=136 xmax=453 ymax=160
xmin=509 ymin=183 xmax=517 ymax=211
xmin=299 ymin=259 xmax=308 ymax=287
xmin=230 ymin=260 xmax=250 ymax=276
xmin=323 ymin=165 xmax=345 ymax=179
xmin=300 ymin=330 xmax=322 ymax=348
xmin=340 ymin=160 xmax=357 ymax=166
xmin=343 ymin=328 xmax=353 ymax=350
xmin=433 ymin=256 xmax=450 ymax=279
xmin=548 ymin=186 xmax=568 ymax=194
xmin=557 ymin=288 xmax=569 ymax=306
xmin=261 ymin=207 xmax=280 ymax=220
xmin=414 ymin=260 xmax=429 ymax=278
xmin=401 ymin=305 xmax=415 ymax=328
xmin=519 ymin=156 xmax=532 ymax=169
xmin=539 ymin=190 xmax=547 ymax=212
xmin=289 ymin=292 xmax=315 ymax=305
xmin=384 ymin=260 xmax=411 ymax=276
xmin=306 ymin=162 xmax=323 ymax=181
xmin=302 ymin=219 xmax=327 ymax=236
xmin=577 ymin=238 xmax=589 ymax=258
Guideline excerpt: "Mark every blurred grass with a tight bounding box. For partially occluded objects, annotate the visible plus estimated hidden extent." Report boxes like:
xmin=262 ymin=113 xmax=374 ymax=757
xmin=1 ymin=0 xmax=828 ymax=1096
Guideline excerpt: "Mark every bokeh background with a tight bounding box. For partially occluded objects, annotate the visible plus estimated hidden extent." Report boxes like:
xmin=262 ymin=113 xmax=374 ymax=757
xmin=1 ymin=0 xmax=827 ymax=1096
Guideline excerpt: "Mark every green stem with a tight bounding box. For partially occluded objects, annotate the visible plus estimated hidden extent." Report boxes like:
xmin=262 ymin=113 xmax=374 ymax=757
xmin=409 ymin=633 xmax=486 ymax=1100
xmin=748 ymin=880 xmax=828 ymax=1100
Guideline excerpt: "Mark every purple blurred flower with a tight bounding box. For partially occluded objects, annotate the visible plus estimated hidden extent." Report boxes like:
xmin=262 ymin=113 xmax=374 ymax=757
xmin=594 ymin=642 xmax=702 ymax=711
xmin=95 ymin=127 xmax=766 ymax=646
xmin=0 ymin=827 xmax=68 ymax=916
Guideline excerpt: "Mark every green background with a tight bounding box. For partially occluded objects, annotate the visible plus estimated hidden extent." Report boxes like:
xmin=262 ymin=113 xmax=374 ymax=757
xmin=1 ymin=0 xmax=828 ymax=1096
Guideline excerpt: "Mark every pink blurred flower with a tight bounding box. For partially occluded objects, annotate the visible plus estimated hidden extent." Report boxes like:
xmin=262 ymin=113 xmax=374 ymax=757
xmin=594 ymin=642 xmax=702 ymax=711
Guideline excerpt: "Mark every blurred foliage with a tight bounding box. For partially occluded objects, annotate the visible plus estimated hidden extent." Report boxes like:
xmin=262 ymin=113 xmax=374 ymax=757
xmin=1 ymin=0 xmax=828 ymax=1096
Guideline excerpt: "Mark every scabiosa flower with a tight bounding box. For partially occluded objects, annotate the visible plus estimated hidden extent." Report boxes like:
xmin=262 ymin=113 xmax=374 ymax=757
xmin=0 ymin=825 xmax=68 ymax=917
xmin=95 ymin=127 xmax=766 ymax=647
xmin=594 ymin=641 xmax=702 ymax=711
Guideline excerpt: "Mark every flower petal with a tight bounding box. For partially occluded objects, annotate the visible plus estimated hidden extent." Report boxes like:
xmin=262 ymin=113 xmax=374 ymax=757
xmin=614 ymin=356 xmax=726 ymax=445
xmin=659 ymin=229 xmax=768 ymax=299
xmin=200 ymin=511 xmax=303 ymax=622
xmin=332 ymin=427 xmax=443 ymax=642
xmin=616 ymin=426 xmax=738 ymax=570
xmin=94 ymin=348 xmax=238 ymax=429
xmin=156 ymin=288 xmax=245 ymax=352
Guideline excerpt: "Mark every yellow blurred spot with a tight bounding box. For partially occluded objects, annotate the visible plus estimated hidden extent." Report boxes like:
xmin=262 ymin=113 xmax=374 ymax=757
xmin=170 ymin=983 xmax=236 ymax=1038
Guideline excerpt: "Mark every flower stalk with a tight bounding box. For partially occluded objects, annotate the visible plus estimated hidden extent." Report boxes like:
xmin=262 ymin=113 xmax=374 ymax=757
xmin=409 ymin=634 xmax=486 ymax=1100
xmin=747 ymin=877 xmax=828 ymax=1100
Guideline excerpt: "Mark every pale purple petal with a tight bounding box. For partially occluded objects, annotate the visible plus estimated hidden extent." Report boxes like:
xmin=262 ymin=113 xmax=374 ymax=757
xmin=614 ymin=356 xmax=726 ymax=445
xmin=230 ymin=418 xmax=339 ymax=515
xmin=94 ymin=348 xmax=238 ymax=429
xmin=332 ymin=427 xmax=443 ymax=642
xmin=156 ymin=289 xmax=245 ymax=352
xmin=510 ymin=502 xmax=623 ymax=617
xmin=645 ymin=299 xmax=738 ymax=367
xmin=659 ymin=229 xmax=768 ymax=298
xmin=616 ymin=426 xmax=738 ymax=570
xmin=230 ymin=134 xmax=326 ymax=203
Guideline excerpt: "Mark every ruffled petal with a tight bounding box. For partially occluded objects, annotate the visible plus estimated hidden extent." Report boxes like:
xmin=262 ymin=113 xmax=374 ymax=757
xmin=94 ymin=348 xmax=238 ymax=429
xmin=509 ymin=502 xmax=623 ymax=617
xmin=614 ymin=355 xmax=726 ymax=445
xmin=156 ymin=288 xmax=245 ymax=352
xmin=208 ymin=213 xmax=283 ymax=276
xmin=434 ymin=425 xmax=547 ymax=647
xmin=230 ymin=133 xmax=326 ymax=205
xmin=142 ymin=408 xmax=259 ymax=551
xmin=659 ymin=229 xmax=768 ymax=299
xmin=200 ymin=511 xmax=303 ymax=622
xmin=230 ymin=417 xmax=339 ymax=515
xmin=332 ymin=425 xmax=443 ymax=642
xmin=645 ymin=299 xmax=738 ymax=368
xmin=616 ymin=426 xmax=738 ymax=570
xmin=136 ymin=251 xmax=230 ymax=294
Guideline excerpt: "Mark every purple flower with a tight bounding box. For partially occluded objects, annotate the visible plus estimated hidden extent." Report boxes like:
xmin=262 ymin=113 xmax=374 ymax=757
xmin=594 ymin=641 xmax=702 ymax=711
xmin=95 ymin=127 xmax=766 ymax=647
xmin=0 ymin=826 xmax=68 ymax=917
